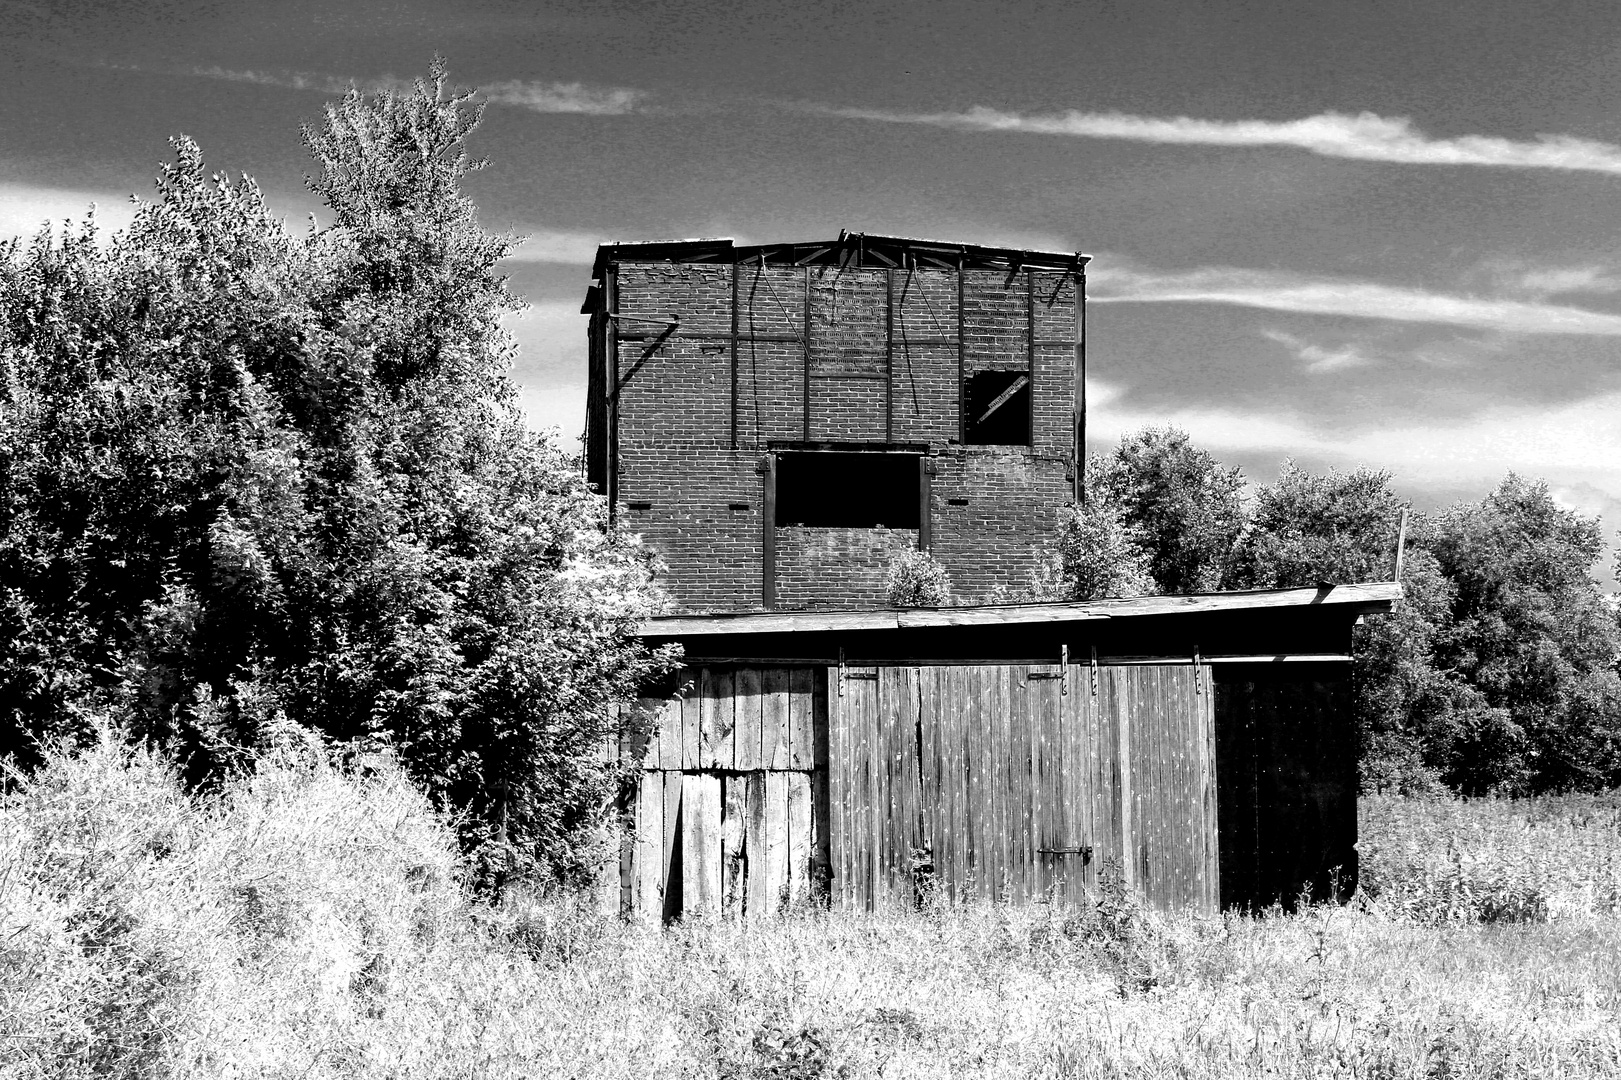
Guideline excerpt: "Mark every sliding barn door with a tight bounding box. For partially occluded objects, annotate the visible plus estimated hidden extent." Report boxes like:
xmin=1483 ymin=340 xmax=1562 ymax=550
xmin=1103 ymin=665 xmax=1218 ymax=913
xmin=826 ymin=662 xmax=1218 ymax=914
xmin=827 ymin=663 xmax=1120 ymax=908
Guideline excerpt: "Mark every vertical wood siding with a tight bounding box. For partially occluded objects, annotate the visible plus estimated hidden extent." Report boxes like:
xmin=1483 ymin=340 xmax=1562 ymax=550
xmin=622 ymin=659 xmax=1229 ymax=917
xmin=625 ymin=665 xmax=827 ymax=920
xmin=824 ymin=662 xmax=1219 ymax=914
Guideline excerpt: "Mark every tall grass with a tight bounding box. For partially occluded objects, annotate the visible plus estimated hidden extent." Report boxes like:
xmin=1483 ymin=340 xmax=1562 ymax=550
xmin=1360 ymin=792 xmax=1621 ymax=923
xmin=4 ymin=734 xmax=1619 ymax=1078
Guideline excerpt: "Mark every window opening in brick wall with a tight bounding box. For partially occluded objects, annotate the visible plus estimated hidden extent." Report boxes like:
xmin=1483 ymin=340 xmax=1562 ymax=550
xmin=964 ymin=371 xmax=1031 ymax=445
xmin=775 ymin=451 xmax=920 ymax=529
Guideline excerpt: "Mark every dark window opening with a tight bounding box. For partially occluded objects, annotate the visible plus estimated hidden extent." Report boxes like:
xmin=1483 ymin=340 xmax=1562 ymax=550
xmin=964 ymin=370 xmax=1031 ymax=445
xmin=775 ymin=451 xmax=920 ymax=528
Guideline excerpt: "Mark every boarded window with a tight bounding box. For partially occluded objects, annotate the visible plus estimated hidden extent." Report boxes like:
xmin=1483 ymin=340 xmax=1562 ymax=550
xmin=775 ymin=451 xmax=920 ymax=529
xmin=964 ymin=371 xmax=1031 ymax=445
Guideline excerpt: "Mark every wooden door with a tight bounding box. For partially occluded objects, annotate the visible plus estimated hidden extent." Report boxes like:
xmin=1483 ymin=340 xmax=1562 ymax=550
xmin=1105 ymin=665 xmax=1218 ymax=912
xmin=829 ymin=662 xmax=1115 ymax=908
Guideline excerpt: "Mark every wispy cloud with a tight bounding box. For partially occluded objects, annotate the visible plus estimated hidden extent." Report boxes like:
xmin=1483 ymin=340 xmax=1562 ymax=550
xmin=188 ymin=67 xmax=646 ymax=115
xmin=1512 ymin=266 xmax=1621 ymax=298
xmin=1090 ymin=264 xmax=1621 ymax=336
xmin=1089 ymin=378 xmax=1621 ymax=487
xmin=483 ymin=80 xmax=644 ymax=116
xmin=816 ymin=105 xmax=1621 ymax=176
xmin=1261 ymin=329 xmax=1378 ymax=373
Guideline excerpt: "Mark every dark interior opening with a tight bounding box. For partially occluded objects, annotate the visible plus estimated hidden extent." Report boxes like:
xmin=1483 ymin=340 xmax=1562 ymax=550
xmin=964 ymin=370 xmax=1031 ymax=445
xmin=775 ymin=451 xmax=920 ymax=528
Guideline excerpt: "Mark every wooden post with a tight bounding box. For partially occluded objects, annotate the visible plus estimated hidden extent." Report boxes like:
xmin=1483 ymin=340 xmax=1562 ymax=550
xmin=762 ymin=455 xmax=777 ymax=610
xmin=802 ymin=265 xmax=812 ymax=441
xmin=1025 ymin=269 xmax=1035 ymax=446
xmin=1394 ymin=507 xmax=1409 ymax=584
xmin=606 ymin=263 xmax=620 ymax=523
xmin=1074 ymin=264 xmax=1086 ymax=505
xmin=885 ymin=267 xmax=895 ymax=443
xmin=918 ymin=457 xmax=932 ymax=551
xmin=956 ymin=259 xmax=966 ymax=445
xmin=730 ymin=259 xmax=740 ymax=450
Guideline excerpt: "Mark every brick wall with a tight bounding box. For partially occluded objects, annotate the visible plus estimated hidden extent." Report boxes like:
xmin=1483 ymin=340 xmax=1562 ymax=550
xmin=604 ymin=255 xmax=1079 ymax=612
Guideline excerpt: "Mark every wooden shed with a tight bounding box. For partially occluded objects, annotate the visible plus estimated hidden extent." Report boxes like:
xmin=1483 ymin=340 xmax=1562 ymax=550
xmin=614 ymin=582 xmax=1400 ymax=918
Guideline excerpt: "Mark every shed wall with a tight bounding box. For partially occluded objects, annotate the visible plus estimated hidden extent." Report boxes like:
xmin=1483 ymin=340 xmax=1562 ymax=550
xmin=620 ymin=659 xmax=1224 ymax=918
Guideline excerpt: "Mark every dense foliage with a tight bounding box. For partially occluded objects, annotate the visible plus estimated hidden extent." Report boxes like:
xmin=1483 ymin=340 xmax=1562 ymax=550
xmin=0 ymin=63 xmax=669 ymax=882
xmin=885 ymin=548 xmax=952 ymax=607
xmin=1052 ymin=430 xmax=1621 ymax=796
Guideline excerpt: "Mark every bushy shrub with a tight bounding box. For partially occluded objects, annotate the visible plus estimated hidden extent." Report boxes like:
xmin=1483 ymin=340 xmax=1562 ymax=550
xmin=885 ymin=549 xmax=951 ymax=607
xmin=0 ymin=62 xmax=672 ymax=880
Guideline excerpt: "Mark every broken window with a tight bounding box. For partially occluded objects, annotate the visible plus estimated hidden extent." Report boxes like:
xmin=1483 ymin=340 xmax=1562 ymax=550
xmin=774 ymin=451 xmax=920 ymax=529
xmin=964 ymin=370 xmax=1031 ymax=445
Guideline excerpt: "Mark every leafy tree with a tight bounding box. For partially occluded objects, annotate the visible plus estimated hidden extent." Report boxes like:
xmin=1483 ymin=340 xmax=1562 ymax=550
xmin=1422 ymin=475 xmax=1621 ymax=793
xmin=1227 ymin=462 xmax=1406 ymax=589
xmin=1095 ymin=427 xmax=1245 ymax=593
xmin=1020 ymin=457 xmax=1154 ymax=602
xmin=0 ymin=62 xmax=669 ymax=884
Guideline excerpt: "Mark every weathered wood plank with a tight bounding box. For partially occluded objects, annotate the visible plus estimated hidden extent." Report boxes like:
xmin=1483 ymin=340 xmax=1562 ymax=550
xmin=989 ymin=664 xmax=1010 ymax=900
xmin=826 ymin=665 xmax=849 ymax=908
xmin=1009 ymin=666 xmax=1031 ymax=902
xmin=734 ymin=667 xmax=763 ymax=771
xmin=721 ymin=775 xmax=748 ymax=917
xmin=878 ymin=667 xmax=901 ymax=903
xmin=1031 ymin=672 xmax=1055 ymax=900
xmin=761 ymin=667 xmax=789 ymax=770
xmin=953 ymin=665 xmax=972 ymax=903
xmin=1114 ymin=666 xmax=1134 ymax=895
xmin=703 ymin=667 xmax=736 ymax=769
xmin=661 ymin=773 xmax=682 ymax=921
xmin=642 ymin=582 xmax=1401 ymax=638
xmin=862 ymin=672 xmax=880 ymax=910
xmin=897 ymin=666 xmax=922 ymax=907
xmin=811 ymin=760 xmax=831 ymax=905
xmin=790 ymin=666 xmax=817 ymax=769
xmin=682 ymin=773 xmax=722 ymax=917
xmin=659 ymin=697 xmax=684 ymax=771
xmin=786 ymin=770 xmax=811 ymax=909
xmin=916 ymin=665 xmax=941 ymax=900
xmin=635 ymin=772 xmax=664 ymax=916
xmin=1202 ymin=664 xmax=1219 ymax=913
xmin=745 ymin=773 xmax=768 ymax=918
xmin=959 ymin=664 xmax=985 ymax=901
xmin=760 ymin=771 xmax=786 ymax=916
xmin=682 ymin=675 xmax=702 ymax=770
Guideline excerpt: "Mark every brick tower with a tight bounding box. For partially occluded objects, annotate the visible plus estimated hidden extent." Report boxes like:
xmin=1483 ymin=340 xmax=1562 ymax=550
xmin=583 ymin=233 xmax=1089 ymax=612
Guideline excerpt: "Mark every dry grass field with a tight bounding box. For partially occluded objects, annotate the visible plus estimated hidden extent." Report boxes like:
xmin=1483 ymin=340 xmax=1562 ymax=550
xmin=4 ymin=733 xmax=1620 ymax=1079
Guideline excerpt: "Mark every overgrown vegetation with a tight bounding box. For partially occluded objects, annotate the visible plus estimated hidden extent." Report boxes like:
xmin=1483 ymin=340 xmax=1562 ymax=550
xmin=0 ymin=62 xmax=670 ymax=883
xmin=1050 ymin=427 xmax=1621 ymax=796
xmin=4 ymin=736 xmax=1619 ymax=1079
xmin=885 ymin=548 xmax=952 ymax=607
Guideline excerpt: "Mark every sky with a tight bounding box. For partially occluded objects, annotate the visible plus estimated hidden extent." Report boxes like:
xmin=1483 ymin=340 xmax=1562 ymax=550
xmin=5 ymin=0 xmax=1621 ymax=580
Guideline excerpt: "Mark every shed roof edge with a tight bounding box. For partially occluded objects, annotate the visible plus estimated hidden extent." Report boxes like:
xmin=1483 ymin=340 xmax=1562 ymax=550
xmin=641 ymin=581 xmax=1402 ymax=638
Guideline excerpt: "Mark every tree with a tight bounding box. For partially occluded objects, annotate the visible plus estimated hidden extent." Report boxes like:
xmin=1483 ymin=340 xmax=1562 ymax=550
xmin=1422 ymin=475 xmax=1621 ymax=793
xmin=1228 ymin=462 xmax=1406 ymax=589
xmin=1018 ymin=456 xmax=1154 ymax=602
xmin=0 ymin=62 xmax=669 ymax=884
xmin=1095 ymin=427 xmax=1245 ymax=593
